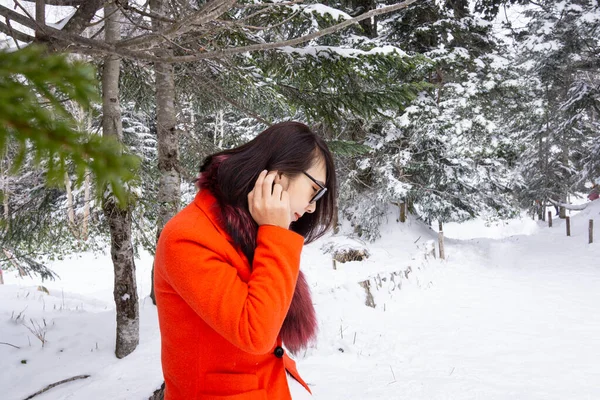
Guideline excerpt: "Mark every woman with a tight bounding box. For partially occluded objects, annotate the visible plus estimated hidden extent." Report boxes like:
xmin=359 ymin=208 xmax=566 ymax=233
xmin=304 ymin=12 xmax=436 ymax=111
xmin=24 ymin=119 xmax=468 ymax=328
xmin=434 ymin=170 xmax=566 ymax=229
xmin=154 ymin=121 xmax=337 ymax=399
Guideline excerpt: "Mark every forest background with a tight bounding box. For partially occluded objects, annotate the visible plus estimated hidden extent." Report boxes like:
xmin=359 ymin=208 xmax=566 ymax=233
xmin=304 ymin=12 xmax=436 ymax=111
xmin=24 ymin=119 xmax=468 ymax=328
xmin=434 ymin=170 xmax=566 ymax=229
xmin=1 ymin=0 xmax=599 ymax=386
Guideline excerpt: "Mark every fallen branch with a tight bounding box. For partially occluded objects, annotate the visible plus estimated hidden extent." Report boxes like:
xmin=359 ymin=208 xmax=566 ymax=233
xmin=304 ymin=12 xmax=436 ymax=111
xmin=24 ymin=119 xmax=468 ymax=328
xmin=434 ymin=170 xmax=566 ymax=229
xmin=23 ymin=375 xmax=91 ymax=400
xmin=548 ymin=198 xmax=590 ymax=211
xmin=0 ymin=341 xmax=20 ymax=349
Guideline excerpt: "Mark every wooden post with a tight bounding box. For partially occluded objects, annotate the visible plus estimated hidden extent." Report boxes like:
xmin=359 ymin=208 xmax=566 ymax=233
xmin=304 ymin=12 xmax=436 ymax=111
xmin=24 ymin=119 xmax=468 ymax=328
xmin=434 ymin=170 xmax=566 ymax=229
xmin=548 ymin=211 xmax=552 ymax=227
xmin=332 ymin=258 xmax=337 ymax=270
xmin=0 ymin=268 xmax=4 ymax=285
xmin=399 ymin=203 xmax=406 ymax=223
xmin=590 ymin=219 xmax=594 ymax=244
xmin=438 ymin=221 xmax=445 ymax=260
xmin=566 ymin=216 xmax=571 ymax=237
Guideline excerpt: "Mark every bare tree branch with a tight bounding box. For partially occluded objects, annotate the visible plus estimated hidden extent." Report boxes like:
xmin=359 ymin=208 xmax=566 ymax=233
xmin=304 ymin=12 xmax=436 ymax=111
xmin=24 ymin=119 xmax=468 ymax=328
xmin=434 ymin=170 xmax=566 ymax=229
xmin=0 ymin=5 xmax=148 ymax=58
xmin=1 ymin=0 xmax=420 ymax=65
xmin=118 ymin=0 xmax=175 ymax=24
xmin=161 ymin=0 xmax=419 ymax=63
xmin=0 ymin=341 xmax=21 ymax=349
xmin=117 ymin=0 xmax=238 ymax=49
xmin=0 ymin=1 xmax=103 ymax=47
xmin=24 ymin=375 xmax=91 ymax=400
xmin=0 ymin=20 xmax=35 ymax=42
xmin=18 ymin=0 xmax=86 ymax=5
xmin=61 ymin=0 xmax=104 ymax=35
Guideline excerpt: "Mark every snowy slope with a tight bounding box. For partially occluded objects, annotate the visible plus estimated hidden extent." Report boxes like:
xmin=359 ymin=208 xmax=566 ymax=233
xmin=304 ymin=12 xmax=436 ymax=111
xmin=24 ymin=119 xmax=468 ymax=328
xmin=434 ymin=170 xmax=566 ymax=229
xmin=1 ymin=201 xmax=599 ymax=399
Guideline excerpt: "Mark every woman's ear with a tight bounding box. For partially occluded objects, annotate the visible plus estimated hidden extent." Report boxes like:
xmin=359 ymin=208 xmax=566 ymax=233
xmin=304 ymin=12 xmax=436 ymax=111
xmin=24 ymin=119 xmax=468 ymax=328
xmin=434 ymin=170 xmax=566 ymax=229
xmin=274 ymin=172 xmax=288 ymax=187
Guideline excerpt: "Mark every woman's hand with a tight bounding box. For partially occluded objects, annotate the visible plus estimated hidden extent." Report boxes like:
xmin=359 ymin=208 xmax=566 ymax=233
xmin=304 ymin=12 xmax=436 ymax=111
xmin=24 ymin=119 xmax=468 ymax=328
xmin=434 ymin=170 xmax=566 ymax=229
xmin=248 ymin=170 xmax=291 ymax=229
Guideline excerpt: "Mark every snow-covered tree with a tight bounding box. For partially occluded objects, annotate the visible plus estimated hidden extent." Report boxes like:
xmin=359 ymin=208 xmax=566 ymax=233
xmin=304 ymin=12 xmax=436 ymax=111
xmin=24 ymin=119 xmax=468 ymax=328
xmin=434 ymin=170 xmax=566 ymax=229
xmin=337 ymin=0 xmax=522 ymax=239
xmin=509 ymin=0 xmax=600 ymax=217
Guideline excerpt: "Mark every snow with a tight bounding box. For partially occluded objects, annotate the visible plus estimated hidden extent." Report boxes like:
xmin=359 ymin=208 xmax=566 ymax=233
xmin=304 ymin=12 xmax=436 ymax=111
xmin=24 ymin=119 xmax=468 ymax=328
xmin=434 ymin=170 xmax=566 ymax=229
xmin=292 ymin=4 xmax=352 ymax=21
xmin=279 ymin=45 xmax=408 ymax=59
xmin=2 ymin=200 xmax=600 ymax=399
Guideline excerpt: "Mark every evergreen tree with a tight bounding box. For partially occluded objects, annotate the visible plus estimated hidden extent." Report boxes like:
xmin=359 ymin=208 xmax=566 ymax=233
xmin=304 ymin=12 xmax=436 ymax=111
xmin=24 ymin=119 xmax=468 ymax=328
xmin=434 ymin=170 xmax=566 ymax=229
xmin=335 ymin=0 xmax=521 ymax=239
xmin=0 ymin=46 xmax=138 ymax=277
xmin=509 ymin=0 xmax=600 ymax=216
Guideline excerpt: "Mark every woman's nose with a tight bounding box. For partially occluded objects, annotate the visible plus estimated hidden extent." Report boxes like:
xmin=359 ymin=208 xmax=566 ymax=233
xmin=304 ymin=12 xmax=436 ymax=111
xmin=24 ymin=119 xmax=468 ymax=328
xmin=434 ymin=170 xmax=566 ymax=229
xmin=305 ymin=201 xmax=317 ymax=213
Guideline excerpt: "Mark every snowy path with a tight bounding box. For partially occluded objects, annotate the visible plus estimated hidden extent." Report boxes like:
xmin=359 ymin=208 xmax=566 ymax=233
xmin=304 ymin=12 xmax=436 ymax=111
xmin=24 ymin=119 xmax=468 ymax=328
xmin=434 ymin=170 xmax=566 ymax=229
xmin=302 ymin=229 xmax=600 ymax=399
xmin=1 ymin=209 xmax=599 ymax=399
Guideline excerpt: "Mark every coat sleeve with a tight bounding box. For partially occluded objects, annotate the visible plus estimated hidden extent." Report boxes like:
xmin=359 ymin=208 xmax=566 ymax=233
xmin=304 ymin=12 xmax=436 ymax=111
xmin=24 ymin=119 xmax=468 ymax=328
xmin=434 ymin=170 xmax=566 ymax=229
xmin=158 ymin=224 xmax=304 ymax=354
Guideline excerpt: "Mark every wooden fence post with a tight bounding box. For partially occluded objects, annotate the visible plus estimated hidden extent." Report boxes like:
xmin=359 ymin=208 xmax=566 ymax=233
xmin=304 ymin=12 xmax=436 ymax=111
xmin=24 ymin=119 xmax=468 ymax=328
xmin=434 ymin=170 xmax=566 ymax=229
xmin=438 ymin=221 xmax=445 ymax=260
xmin=590 ymin=219 xmax=594 ymax=244
xmin=0 ymin=268 xmax=3 ymax=285
xmin=399 ymin=203 xmax=406 ymax=223
xmin=548 ymin=211 xmax=552 ymax=227
xmin=566 ymin=216 xmax=571 ymax=237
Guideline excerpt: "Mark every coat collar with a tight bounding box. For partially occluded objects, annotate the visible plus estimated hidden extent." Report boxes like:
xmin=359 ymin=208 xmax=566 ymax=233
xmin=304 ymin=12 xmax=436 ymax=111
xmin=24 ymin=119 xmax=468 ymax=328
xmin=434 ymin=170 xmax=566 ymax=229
xmin=193 ymin=189 xmax=234 ymax=243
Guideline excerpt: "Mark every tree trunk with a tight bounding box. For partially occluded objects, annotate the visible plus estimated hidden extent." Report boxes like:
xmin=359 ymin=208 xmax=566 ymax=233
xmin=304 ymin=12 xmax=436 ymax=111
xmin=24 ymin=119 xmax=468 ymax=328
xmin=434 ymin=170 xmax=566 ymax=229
xmin=102 ymin=0 xmax=139 ymax=359
xmin=0 ymin=153 xmax=6 ymax=284
xmin=82 ymin=169 xmax=90 ymax=241
xmin=353 ymin=0 xmax=377 ymax=37
xmin=81 ymin=109 xmax=92 ymax=241
xmin=1 ymin=154 xmax=8 ymax=227
xmin=35 ymin=0 xmax=45 ymax=38
xmin=149 ymin=0 xmax=180 ymax=305
xmin=559 ymin=139 xmax=569 ymax=219
xmin=65 ymin=172 xmax=77 ymax=237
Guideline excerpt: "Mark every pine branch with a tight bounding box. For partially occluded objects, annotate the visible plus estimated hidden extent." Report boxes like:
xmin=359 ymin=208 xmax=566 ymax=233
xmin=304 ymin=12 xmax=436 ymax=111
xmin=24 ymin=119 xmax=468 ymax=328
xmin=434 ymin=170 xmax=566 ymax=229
xmin=197 ymin=78 xmax=272 ymax=126
xmin=159 ymin=0 xmax=421 ymax=63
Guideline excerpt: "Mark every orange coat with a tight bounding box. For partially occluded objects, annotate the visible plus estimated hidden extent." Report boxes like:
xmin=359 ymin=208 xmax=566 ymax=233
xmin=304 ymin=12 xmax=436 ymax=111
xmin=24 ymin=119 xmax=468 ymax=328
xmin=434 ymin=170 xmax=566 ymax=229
xmin=154 ymin=190 xmax=311 ymax=399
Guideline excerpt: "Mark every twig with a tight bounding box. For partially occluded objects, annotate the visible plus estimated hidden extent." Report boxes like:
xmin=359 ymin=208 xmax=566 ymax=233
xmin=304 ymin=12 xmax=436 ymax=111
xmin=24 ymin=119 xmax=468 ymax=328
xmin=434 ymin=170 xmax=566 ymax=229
xmin=388 ymin=365 xmax=396 ymax=384
xmin=0 ymin=341 xmax=20 ymax=349
xmin=23 ymin=375 xmax=91 ymax=400
xmin=23 ymin=318 xmax=47 ymax=347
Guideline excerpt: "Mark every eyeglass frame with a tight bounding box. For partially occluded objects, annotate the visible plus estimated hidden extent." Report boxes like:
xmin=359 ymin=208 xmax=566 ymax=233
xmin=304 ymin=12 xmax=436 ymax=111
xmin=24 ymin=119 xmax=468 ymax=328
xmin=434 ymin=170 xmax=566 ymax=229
xmin=303 ymin=171 xmax=327 ymax=204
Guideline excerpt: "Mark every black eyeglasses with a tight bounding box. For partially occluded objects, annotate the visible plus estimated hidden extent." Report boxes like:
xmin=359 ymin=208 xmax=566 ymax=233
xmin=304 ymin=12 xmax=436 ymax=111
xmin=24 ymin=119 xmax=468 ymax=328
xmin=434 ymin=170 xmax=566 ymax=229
xmin=303 ymin=171 xmax=327 ymax=204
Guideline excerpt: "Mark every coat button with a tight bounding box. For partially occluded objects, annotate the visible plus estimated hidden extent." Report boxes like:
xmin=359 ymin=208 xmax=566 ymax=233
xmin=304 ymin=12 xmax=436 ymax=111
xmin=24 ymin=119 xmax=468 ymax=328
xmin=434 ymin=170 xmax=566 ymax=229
xmin=274 ymin=346 xmax=284 ymax=358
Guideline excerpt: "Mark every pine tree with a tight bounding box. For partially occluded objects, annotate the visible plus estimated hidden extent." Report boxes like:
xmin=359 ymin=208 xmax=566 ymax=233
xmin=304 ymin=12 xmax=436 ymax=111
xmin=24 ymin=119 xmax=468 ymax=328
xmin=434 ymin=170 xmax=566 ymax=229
xmin=0 ymin=46 xmax=138 ymax=276
xmin=509 ymin=0 xmax=600 ymax=216
xmin=334 ymin=0 xmax=522 ymax=239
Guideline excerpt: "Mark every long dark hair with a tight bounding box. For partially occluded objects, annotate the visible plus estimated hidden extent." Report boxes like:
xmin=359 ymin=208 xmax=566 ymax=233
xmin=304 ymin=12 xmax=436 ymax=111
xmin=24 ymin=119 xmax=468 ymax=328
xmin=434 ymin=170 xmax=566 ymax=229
xmin=198 ymin=121 xmax=333 ymax=352
xmin=199 ymin=121 xmax=337 ymax=260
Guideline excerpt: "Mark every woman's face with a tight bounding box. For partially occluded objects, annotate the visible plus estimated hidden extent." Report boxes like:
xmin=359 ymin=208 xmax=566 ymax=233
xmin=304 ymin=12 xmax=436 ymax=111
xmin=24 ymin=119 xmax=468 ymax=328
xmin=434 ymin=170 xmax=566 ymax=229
xmin=275 ymin=159 xmax=327 ymax=223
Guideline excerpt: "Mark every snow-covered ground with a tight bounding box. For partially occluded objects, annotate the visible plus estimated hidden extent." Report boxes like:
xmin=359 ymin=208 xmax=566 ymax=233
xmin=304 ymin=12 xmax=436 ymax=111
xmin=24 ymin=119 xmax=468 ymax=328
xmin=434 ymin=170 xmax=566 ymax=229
xmin=1 ymin=201 xmax=599 ymax=399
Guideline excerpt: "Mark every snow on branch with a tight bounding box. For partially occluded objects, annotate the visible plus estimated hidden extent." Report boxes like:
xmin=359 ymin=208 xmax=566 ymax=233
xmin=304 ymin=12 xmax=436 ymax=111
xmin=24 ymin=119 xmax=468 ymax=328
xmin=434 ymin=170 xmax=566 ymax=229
xmin=0 ymin=0 xmax=420 ymax=64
